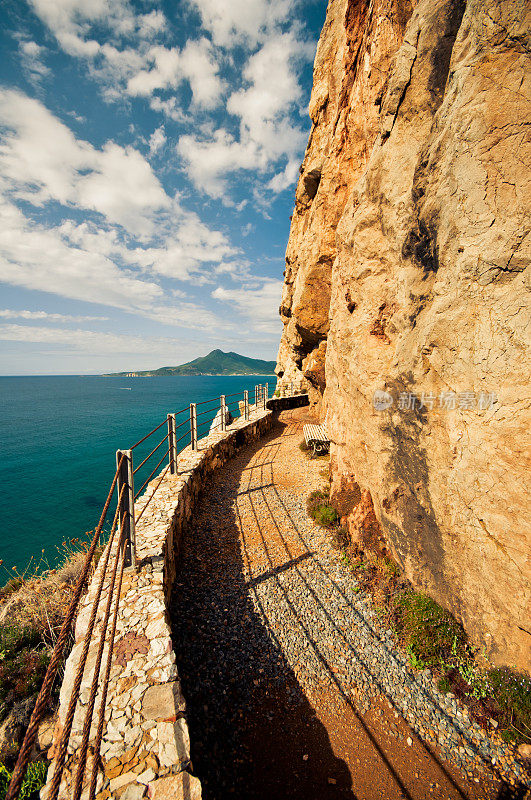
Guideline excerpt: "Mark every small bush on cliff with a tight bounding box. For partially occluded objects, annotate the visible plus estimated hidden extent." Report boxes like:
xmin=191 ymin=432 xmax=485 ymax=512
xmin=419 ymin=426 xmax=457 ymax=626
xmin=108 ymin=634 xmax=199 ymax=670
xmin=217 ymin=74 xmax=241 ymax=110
xmin=393 ymin=591 xmax=467 ymax=668
xmin=487 ymin=667 xmax=531 ymax=744
xmin=0 ymin=533 xmax=97 ymax=762
xmin=0 ymin=625 xmax=50 ymax=723
xmin=306 ymin=490 xmax=339 ymax=528
xmin=0 ymin=759 xmax=48 ymax=800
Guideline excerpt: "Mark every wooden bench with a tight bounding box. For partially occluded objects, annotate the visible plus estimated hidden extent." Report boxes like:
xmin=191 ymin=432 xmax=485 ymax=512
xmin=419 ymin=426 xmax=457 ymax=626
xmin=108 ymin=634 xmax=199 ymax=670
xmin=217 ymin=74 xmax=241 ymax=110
xmin=303 ymin=423 xmax=330 ymax=456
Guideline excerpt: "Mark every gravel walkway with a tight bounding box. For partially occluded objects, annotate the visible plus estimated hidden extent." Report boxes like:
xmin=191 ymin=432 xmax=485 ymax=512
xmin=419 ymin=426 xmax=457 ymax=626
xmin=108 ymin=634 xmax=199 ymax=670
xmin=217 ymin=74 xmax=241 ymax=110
xmin=171 ymin=409 xmax=529 ymax=800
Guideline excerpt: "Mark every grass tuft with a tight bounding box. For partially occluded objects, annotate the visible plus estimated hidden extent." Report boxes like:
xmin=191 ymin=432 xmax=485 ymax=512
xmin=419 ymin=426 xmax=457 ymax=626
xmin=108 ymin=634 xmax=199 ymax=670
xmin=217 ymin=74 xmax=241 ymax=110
xmin=0 ymin=759 xmax=48 ymax=800
xmin=306 ymin=490 xmax=339 ymax=528
xmin=394 ymin=591 xmax=467 ymax=668
xmin=487 ymin=667 xmax=531 ymax=744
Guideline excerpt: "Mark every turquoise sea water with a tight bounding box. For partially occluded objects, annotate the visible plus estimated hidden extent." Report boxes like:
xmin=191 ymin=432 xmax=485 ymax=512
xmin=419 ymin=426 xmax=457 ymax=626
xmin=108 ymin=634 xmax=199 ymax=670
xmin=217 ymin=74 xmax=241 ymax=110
xmin=0 ymin=375 xmax=272 ymax=578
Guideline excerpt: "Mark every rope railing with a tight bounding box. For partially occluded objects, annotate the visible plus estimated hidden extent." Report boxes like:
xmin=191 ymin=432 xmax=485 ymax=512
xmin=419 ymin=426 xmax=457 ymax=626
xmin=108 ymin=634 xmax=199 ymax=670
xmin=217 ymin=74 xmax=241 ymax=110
xmin=6 ymin=382 xmax=274 ymax=800
xmin=4 ymin=455 xmax=125 ymax=800
xmin=194 ymin=396 xmax=221 ymax=407
xmin=129 ymin=417 xmax=168 ymax=450
xmin=132 ymin=432 xmax=169 ymax=475
xmin=195 ymin=405 xmax=220 ymax=419
xmin=134 ymin=446 xmax=171 ymax=500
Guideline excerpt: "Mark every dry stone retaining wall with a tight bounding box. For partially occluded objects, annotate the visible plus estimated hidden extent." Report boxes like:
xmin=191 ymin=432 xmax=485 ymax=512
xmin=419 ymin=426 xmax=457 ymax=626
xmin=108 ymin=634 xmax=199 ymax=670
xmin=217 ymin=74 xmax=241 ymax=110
xmin=42 ymin=401 xmax=298 ymax=800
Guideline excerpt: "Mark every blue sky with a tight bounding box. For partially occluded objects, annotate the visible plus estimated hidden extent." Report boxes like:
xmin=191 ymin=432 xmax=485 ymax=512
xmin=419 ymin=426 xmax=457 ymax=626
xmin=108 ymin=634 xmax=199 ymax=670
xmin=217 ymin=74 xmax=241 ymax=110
xmin=0 ymin=0 xmax=326 ymax=374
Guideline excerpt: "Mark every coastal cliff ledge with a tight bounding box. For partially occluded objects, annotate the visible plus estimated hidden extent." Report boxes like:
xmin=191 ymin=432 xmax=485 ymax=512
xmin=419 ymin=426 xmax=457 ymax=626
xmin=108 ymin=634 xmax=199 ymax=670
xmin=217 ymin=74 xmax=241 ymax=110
xmin=276 ymin=0 xmax=531 ymax=669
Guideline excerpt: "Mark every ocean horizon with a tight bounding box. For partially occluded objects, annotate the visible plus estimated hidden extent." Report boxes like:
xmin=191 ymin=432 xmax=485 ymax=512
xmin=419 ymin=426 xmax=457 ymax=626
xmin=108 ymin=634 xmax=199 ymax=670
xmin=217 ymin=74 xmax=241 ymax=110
xmin=0 ymin=374 xmax=274 ymax=580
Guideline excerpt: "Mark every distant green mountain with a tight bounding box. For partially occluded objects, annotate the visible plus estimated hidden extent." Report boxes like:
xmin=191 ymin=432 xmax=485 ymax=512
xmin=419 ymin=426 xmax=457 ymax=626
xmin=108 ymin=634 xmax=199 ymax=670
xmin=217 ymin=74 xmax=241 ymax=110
xmin=105 ymin=349 xmax=276 ymax=377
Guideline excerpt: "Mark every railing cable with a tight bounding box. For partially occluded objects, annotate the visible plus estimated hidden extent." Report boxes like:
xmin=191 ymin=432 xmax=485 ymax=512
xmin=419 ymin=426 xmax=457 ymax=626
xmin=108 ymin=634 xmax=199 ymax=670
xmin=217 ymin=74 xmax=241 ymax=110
xmin=135 ymin=464 xmax=171 ymax=526
xmin=129 ymin=418 xmax=167 ymax=450
xmin=71 ymin=507 xmax=126 ymax=800
xmin=132 ymin=433 xmax=168 ymax=475
xmin=134 ymin=447 xmax=171 ymax=500
xmin=4 ymin=455 xmax=125 ymax=800
xmin=47 ymin=485 xmax=126 ymax=800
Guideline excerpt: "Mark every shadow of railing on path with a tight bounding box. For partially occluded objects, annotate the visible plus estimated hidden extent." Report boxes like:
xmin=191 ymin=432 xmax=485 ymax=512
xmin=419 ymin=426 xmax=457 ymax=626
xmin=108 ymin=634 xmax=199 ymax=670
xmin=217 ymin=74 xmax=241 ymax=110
xmin=170 ymin=417 xmax=356 ymax=800
xmin=249 ymin=413 xmax=520 ymax=799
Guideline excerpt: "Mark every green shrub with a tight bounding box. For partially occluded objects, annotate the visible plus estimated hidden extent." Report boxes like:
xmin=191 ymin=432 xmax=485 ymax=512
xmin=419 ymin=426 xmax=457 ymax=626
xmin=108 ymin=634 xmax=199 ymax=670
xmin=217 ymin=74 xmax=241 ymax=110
xmin=306 ymin=490 xmax=339 ymax=528
xmin=487 ymin=667 xmax=531 ymax=744
xmin=0 ymin=759 xmax=48 ymax=800
xmin=381 ymin=556 xmax=400 ymax=578
xmin=0 ymin=625 xmax=49 ymax=723
xmin=407 ymin=643 xmax=427 ymax=671
xmin=394 ymin=591 xmax=467 ymax=667
xmin=299 ymin=439 xmax=310 ymax=452
xmin=0 ymin=625 xmax=40 ymax=661
xmin=438 ymin=676 xmax=451 ymax=693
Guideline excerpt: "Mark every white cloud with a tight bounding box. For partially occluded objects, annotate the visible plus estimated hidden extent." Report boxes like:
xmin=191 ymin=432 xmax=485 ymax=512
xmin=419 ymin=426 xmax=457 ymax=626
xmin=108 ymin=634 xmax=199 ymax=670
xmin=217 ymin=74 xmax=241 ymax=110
xmin=0 ymin=195 xmax=239 ymax=312
xmin=177 ymin=130 xmax=259 ymax=198
xmin=126 ymin=46 xmax=181 ymax=96
xmin=18 ymin=40 xmax=51 ymax=81
xmin=0 ymin=198 xmax=163 ymax=310
xmin=267 ymin=158 xmax=299 ymax=193
xmin=28 ymin=0 xmax=223 ymax=110
xmin=177 ymin=30 xmax=311 ymax=198
xmin=0 ymin=89 xmax=170 ymax=236
xmin=127 ymin=39 xmax=222 ymax=109
xmin=179 ymin=38 xmax=224 ymax=108
xmin=0 ymin=323 xmax=183 ymax=355
xmin=0 ymin=309 xmax=109 ymax=322
xmin=28 ymin=0 xmax=159 ymax=57
xmin=149 ymin=126 xmax=166 ymax=155
xmin=212 ymin=279 xmax=283 ymax=333
xmin=149 ymin=96 xmax=191 ymax=123
xmin=137 ymin=10 xmax=166 ymax=38
xmin=0 ymin=182 xmax=239 ymax=335
xmin=188 ymin=0 xmax=294 ymax=47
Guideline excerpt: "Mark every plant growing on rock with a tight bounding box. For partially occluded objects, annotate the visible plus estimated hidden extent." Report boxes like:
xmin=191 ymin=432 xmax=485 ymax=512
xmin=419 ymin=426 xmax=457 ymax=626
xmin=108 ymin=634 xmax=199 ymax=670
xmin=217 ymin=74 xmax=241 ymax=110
xmin=394 ymin=591 xmax=467 ymax=668
xmin=0 ymin=532 xmax=98 ymax=767
xmin=0 ymin=759 xmax=47 ymax=800
xmin=487 ymin=667 xmax=531 ymax=745
xmin=306 ymin=490 xmax=339 ymax=528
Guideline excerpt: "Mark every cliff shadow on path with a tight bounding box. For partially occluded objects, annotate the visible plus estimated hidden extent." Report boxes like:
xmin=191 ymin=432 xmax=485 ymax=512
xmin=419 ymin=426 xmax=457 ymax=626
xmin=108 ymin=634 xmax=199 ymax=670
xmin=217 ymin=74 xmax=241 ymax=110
xmin=170 ymin=416 xmax=356 ymax=800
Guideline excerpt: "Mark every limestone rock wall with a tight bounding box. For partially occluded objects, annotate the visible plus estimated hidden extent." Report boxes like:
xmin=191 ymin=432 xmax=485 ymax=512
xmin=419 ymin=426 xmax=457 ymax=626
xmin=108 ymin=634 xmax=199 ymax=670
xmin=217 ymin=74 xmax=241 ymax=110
xmin=276 ymin=0 xmax=531 ymax=668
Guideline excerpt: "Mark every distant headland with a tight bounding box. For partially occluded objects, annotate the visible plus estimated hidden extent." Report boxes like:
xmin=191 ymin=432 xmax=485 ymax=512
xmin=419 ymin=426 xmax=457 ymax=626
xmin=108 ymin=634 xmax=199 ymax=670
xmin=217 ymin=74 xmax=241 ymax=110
xmin=103 ymin=349 xmax=277 ymax=377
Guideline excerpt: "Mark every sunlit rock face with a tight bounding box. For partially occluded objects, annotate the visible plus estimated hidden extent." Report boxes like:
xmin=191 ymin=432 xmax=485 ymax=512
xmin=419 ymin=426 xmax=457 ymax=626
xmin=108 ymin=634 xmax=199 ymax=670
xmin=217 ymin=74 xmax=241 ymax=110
xmin=276 ymin=0 xmax=531 ymax=669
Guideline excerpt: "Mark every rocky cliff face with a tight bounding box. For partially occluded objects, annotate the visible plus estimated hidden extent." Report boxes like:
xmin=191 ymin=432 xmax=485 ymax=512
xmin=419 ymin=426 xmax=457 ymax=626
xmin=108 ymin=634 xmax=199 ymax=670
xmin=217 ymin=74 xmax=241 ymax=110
xmin=276 ymin=0 xmax=530 ymax=669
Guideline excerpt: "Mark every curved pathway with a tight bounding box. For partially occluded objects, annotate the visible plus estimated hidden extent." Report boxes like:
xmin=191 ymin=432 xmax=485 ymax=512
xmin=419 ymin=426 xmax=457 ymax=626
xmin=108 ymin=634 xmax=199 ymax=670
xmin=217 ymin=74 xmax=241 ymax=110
xmin=171 ymin=409 xmax=526 ymax=800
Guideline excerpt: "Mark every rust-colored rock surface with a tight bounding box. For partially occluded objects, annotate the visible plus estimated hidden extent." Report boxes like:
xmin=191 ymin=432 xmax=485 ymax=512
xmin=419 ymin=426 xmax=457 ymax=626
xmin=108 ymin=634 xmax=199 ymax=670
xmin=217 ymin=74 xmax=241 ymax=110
xmin=276 ymin=0 xmax=530 ymax=668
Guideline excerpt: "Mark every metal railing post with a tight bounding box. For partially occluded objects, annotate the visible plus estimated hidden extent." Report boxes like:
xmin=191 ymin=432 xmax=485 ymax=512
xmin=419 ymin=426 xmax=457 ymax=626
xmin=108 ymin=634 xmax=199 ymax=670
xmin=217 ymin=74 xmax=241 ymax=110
xmin=220 ymin=395 xmax=226 ymax=431
xmin=116 ymin=449 xmax=136 ymax=569
xmin=167 ymin=413 xmax=177 ymax=474
xmin=244 ymin=390 xmax=249 ymax=421
xmin=190 ymin=403 xmax=197 ymax=450
xmin=264 ymin=383 xmax=268 ymax=407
